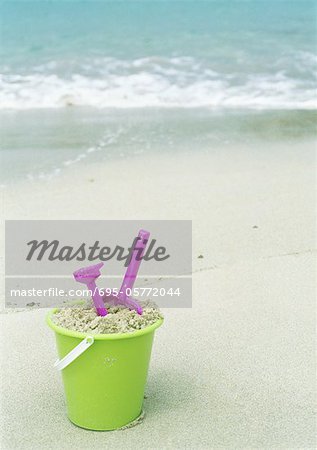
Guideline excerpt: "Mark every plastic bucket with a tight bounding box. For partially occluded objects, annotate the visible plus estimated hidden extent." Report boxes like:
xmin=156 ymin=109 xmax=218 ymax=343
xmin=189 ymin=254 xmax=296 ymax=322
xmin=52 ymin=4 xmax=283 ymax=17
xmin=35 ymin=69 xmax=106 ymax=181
xmin=46 ymin=309 xmax=163 ymax=430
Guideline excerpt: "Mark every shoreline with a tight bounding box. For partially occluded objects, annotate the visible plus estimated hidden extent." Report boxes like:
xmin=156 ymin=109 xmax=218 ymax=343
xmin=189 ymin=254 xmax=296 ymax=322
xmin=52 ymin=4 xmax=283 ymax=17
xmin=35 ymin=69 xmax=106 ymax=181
xmin=1 ymin=136 xmax=316 ymax=188
xmin=1 ymin=108 xmax=316 ymax=186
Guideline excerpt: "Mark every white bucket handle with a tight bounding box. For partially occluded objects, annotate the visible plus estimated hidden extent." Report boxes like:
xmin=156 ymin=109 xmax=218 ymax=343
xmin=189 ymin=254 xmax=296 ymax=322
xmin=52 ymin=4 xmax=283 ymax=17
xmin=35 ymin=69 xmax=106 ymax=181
xmin=54 ymin=336 xmax=94 ymax=371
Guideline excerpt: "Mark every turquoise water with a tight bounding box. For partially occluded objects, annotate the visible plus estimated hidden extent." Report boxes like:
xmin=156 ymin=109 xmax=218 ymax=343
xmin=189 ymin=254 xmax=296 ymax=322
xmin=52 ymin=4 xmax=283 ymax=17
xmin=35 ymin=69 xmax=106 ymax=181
xmin=1 ymin=1 xmax=316 ymax=109
xmin=0 ymin=1 xmax=316 ymax=182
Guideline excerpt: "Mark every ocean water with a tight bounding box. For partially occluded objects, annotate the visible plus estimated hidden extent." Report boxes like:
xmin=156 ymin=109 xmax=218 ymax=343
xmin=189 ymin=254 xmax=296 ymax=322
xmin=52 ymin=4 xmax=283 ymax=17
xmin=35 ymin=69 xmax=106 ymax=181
xmin=0 ymin=0 xmax=316 ymax=183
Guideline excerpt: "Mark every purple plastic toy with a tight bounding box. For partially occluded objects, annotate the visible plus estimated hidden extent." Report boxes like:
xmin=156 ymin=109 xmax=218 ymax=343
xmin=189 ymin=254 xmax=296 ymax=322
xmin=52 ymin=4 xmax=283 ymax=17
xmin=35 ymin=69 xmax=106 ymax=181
xmin=104 ymin=229 xmax=150 ymax=315
xmin=73 ymin=262 xmax=108 ymax=316
xmin=73 ymin=229 xmax=150 ymax=316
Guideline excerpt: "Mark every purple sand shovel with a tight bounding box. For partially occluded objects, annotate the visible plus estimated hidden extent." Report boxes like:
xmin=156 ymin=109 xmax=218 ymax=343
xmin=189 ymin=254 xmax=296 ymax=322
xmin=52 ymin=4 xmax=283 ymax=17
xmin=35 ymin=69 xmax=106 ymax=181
xmin=73 ymin=262 xmax=108 ymax=316
xmin=103 ymin=229 xmax=150 ymax=315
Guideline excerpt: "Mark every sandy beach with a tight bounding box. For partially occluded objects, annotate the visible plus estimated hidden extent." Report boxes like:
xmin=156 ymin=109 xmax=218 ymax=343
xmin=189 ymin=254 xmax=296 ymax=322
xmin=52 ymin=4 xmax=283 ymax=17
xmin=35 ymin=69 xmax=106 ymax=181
xmin=1 ymin=1 xmax=316 ymax=447
xmin=1 ymin=140 xmax=316 ymax=448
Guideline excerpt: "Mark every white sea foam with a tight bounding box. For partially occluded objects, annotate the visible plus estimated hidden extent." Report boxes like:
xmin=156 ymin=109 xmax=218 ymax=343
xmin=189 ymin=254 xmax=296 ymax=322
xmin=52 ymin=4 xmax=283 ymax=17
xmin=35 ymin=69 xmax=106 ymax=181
xmin=22 ymin=128 xmax=124 ymax=184
xmin=0 ymin=56 xmax=316 ymax=110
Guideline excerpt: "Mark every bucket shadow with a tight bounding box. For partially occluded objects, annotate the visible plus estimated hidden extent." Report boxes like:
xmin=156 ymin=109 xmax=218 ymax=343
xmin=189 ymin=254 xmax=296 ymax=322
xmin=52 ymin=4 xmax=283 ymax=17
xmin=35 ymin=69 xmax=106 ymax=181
xmin=144 ymin=368 xmax=199 ymax=416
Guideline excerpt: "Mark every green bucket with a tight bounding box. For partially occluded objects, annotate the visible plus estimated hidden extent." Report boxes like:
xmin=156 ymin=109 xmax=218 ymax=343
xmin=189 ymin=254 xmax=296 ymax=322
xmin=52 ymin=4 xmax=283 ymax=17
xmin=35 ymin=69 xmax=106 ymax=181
xmin=46 ymin=309 xmax=163 ymax=431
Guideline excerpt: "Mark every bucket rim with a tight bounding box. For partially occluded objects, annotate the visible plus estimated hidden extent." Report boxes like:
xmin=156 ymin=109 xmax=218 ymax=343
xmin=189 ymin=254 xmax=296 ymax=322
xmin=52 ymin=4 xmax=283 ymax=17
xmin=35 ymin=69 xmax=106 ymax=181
xmin=46 ymin=308 xmax=164 ymax=340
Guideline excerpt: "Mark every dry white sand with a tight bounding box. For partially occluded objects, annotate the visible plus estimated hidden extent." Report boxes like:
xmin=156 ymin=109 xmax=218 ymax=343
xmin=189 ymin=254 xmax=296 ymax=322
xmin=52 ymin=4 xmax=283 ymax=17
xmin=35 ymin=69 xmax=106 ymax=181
xmin=0 ymin=142 xmax=316 ymax=449
xmin=52 ymin=302 xmax=162 ymax=334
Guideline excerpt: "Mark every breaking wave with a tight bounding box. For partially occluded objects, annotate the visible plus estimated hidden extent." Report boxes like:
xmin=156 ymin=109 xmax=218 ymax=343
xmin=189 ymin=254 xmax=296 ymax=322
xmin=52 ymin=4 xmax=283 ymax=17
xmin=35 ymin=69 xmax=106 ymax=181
xmin=0 ymin=56 xmax=316 ymax=110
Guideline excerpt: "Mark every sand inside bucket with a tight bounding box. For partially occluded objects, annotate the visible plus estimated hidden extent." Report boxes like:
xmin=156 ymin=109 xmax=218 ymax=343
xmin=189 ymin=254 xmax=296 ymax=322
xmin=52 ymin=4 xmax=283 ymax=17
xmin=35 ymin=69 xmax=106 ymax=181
xmin=52 ymin=300 xmax=162 ymax=334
